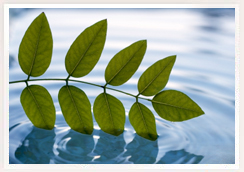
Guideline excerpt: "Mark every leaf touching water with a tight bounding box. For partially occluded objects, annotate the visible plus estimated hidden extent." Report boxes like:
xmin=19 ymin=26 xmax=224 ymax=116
xmin=58 ymin=85 xmax=93 ymax=134
xmin=152 ymin=90 xmax=204 ymax=122
xmin=138 ymin=55 xmax=176 ymax=96
xmin=20 ymin=85 xmax=55 ymax=129
xmin=18 ymin=12 xmax=53 ymax=77
xmin=93 ymin=93 xmax=125 ymax=136
xmin=129 ymin=102 xmax=157 ymax=141
xmin=65 ymin=19 xmax=107 ymax=77
xmin=15 ymin=14 xmax=205 ymax=141
xmin=105 ymin=40 xmax=147 ymax=86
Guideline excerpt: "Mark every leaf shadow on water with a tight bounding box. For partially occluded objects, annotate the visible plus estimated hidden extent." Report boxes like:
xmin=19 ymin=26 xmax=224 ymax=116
xmin=156 ymin=149 xmax=204 ymax=164
xmin=91 ymin=130 xmax=126 ymax=164
xmin=14 ymin=127 xmax=204 ymax=164
xmin=122 ymin=134 xmax=159 ymax=164
xmin=14 ymin=126 xmax=55 ymax=164
xmin=53 ymin=129 xmax=126 ymax=164
xmin=123 ymin=134 xmax=204 ymax=164
xmin=53 ymin=129 xmax=94 ymax=164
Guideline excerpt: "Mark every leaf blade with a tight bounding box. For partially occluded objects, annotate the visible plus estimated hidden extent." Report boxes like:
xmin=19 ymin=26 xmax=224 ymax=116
xmin=65 ymin=19 xmax=107 ymax=77
xmin=152 ymin=90 xmax=204 ymax=122
xmin=138 ymin=55 xmax=176 ymax=96
xmin=129 ymin=102 xmax=158 ymax=141
xmin=18 ymin=12 xmax=53 ymax=77
xmin=105 ymin=40 xmax=147 ymax=86
xmin=93 ymin=93 xmax=125 ymax=136
xmin=20 ymin=85 xmax=55 ymax=129
xmin=58 ymin=85 xmax=93 ymax=134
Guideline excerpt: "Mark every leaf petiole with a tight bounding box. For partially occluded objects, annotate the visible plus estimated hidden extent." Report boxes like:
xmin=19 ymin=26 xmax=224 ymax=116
xmin=10 ymin=78 xmax=137 ymax=98
xmin=25 ymin=80 xmax=29 ymax=87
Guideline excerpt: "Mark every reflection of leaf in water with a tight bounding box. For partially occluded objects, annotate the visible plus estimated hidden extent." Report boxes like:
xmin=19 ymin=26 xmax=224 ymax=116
xmin=93 ymin=130 xmax=126 ymax=163
xmin=157 ymin=149 xmax=204 ymax=164
xmin=15 ymin=127 xmax=55 ymax=164
xmin=123 ymin=134 xmax=158 ymax=164
xmin=55 ymin=130 xmax=94 ymax=164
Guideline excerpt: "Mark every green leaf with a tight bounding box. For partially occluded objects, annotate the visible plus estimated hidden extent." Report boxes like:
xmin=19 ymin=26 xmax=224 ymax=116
xmin=105 ymin=40 xmax=147 ymax=86
xmin=20 ymin=85 xmax=55 ymax=129
xmin=93 ymin=93 xmax=125 ymax=136
xmin=152 ymin=90 xmax=204 ymax=122
xmin=18 ymin=12 xmax=53 ymax=77
xmin=58 ymin=85 xmax=93 ymax=134
xmin=138 ymin=55 xmax=176 ymax=96
xmin=65 ymin=19 xmax=107 ymax=77
xmin=129 ymin=102 xmax=157 ymax=141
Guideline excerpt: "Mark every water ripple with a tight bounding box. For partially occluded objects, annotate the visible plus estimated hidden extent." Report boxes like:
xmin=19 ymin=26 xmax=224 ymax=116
xmin=9 ymin=8 xmax=235 ymax=164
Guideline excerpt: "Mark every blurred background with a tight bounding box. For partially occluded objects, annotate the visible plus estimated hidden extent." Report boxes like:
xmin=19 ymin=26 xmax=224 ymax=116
xmin=9 ymin=8 xmax=235 ymax=164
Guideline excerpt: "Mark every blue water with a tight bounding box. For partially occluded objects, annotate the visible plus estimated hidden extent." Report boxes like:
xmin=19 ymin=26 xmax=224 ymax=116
xmin=9 ymin=8 xmax=235 ymax=164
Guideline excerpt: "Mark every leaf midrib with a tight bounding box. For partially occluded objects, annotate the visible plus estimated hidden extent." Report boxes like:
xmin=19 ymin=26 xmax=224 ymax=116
xmin=27 ymin=86 xmax=49 ymax=129
xmin=103 ymin=93 xmax=115 ymax=132
xmin=139 ymin=57 xmax=175 ymax=95
xmin=107 ymin=43 xmax=144 ymax=84
xmin=69 ymin=22 xmax=105 ymax=76
xmin=28 ymin=14 xmax=44 ymax=77
xmin=66 ymin=86 xmax=84 ymax=129
xmin=152 ymin=100 xmax=203 ymax=113
xmin=136 ymin=102 xmax=149 ymax=135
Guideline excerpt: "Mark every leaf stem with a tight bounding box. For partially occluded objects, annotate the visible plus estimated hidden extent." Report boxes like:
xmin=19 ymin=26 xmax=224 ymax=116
xmin=9 ymin=77 xmax=138 ymax=99
xmin=135 ymin=93 xmax=140 ymax=102
xmin=66 ymin=75 xmax=70 ymax=85
xmin=103 ymin=86 xmax=106 ymax=93
xmin=27 ymin=75 xmax=30 ymax=81
xmin=25 ymin=80 xmax=29 ymax=87
xmin=9 ymin=78 xmax=149 ymax=101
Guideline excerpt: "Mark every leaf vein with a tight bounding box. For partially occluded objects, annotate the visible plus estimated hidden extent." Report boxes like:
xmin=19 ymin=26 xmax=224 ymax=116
xmin=66 ymin=85 xmax=84 ymax=128
xmin=28 ymin=13 xmax=44 ymax=77
xmin=152 ymin=100 xmax=202 ymax=113
xmin=107 ymin=43 xmax=144 ymax=84
xmin=69 ymin=22 xmax=106 ymax=76
xmin=103 ymin=93 xmax=115 ymax=131
xmin=136 ymin=102 xmax=149 ymax=135
xmin=140 ymin=57 xmax=175 ymax=95
xmin=27 ymin=86 xmax=50 ymax=129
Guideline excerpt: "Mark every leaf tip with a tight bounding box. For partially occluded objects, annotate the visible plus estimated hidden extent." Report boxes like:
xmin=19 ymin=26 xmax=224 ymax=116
xmin=200 ymin=109 xmax=205 ymax=115
xmin=137 ymin=39 xmax=147 ymax=46
xmin=114 ymin=129 xmax=124 ymax=136
xmin=40 ymin=12 xmax=46 ymax=17
xmin=171 ymin=55 xmax=177 ymax=60
xmin=101 ymin=18 xmax=107 ymax=24
xmin=148 ymin=133 xmax=158 ymax=141
xmin=141 ymin=39 xmax=147 ymax=43
xmin=196 ymin=103 xmax=205 ymax=116
xmin=84 ymin=128 xmax=94 ymax=135
xmin=47 ymin=125 xmax=55 ymax=130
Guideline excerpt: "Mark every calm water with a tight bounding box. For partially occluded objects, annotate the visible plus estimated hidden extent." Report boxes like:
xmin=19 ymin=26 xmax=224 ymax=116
xmin=9 ymin=8 xmax=235 ymax=164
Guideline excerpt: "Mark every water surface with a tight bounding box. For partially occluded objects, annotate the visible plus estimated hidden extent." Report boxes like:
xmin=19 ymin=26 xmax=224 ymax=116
xmin=9 ymin=8 xmax=235 ymax=164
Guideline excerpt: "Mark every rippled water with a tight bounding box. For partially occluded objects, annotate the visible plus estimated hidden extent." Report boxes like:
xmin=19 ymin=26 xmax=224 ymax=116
xmin=9 ymin=8 xmax=235 ymax=164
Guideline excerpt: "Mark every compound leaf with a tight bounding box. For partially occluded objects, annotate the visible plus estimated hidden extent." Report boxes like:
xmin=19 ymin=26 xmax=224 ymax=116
xmin=105 ymin=40 xmax=147 ymax=86
xmin=18 ymin=12 xmax=53 ymax=77
xmin=20 ymin=85 xmax=55 ymax=130
xmin=58 ymin=85 xmax=93 ymax=134
xmin=93 ymin=93 xmax=125 ymax=136
xmin=138 ymin=55 xmax=176 ymax=96
xmin=65 ymin=19 xmax=107 ymax=77
xmin=129 ymin=102 xmax=157 ymax=141
xmin=152 ymin=90 xmax=204 ymax=122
